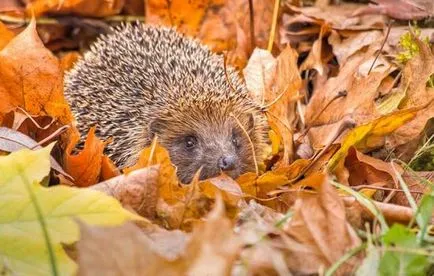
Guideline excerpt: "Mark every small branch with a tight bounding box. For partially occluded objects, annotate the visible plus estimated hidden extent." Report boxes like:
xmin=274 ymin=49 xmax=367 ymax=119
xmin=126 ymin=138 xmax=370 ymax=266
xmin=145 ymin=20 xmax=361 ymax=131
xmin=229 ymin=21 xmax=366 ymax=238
xmin=267 ymin=0 xmax=280 ymax=52
xmin=248 ymin=0 xmax=256 ymax=50
xmin=368 ymin=21 xmax=392 ymax=75
xmin=0 ymin=14 xmax=145 ymax=26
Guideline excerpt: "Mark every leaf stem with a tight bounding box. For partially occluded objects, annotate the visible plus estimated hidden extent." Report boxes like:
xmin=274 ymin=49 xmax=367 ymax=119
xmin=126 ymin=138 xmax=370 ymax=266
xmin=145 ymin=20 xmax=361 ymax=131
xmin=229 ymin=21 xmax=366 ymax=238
xmin=20 ymin=172 xmax=58 ymax=276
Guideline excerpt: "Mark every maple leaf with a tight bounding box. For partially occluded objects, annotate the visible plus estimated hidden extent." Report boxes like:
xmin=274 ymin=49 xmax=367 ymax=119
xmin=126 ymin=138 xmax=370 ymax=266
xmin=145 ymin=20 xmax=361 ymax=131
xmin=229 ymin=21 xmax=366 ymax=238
xmin=0 ymin=145 xmax=143 ymax=276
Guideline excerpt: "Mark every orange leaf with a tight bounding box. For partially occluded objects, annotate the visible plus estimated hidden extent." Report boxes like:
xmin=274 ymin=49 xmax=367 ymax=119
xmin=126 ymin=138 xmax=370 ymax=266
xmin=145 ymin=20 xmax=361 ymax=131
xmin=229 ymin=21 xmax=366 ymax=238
xmin=100 ymin=155 xmax=121 ymax=181
xmin=26 ymin=0 xmax=124 ymax=17
xmin=0 ymin=21 xmax=14 ymax=50
xmin=64 ymin=127 xmax=107 ymax=187
xmin=0 ymin=19 xmax=73 ymax=125
xmin=124 ymin=139 xmax=179 ymax=201
xmin=60 ymin=51 xmax=81 ymax=72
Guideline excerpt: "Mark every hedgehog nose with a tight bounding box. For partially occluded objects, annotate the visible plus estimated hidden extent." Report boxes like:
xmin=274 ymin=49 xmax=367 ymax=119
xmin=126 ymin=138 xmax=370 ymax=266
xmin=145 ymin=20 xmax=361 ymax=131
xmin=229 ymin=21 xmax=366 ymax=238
xmin=218 ymin=156 xmax=236 ymax=171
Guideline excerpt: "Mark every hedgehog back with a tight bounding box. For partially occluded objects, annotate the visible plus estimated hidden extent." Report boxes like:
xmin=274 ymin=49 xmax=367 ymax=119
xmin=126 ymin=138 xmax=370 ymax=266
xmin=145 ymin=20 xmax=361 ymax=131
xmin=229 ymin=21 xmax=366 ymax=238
xmin=65 ymin=24 xmax=251 ymax=166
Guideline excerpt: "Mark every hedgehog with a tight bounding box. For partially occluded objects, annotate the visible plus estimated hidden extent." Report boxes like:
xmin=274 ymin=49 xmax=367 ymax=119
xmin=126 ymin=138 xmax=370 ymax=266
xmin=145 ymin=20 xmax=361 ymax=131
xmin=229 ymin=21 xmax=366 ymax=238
xmin=65 ymin=23 xmax=269 ymax=184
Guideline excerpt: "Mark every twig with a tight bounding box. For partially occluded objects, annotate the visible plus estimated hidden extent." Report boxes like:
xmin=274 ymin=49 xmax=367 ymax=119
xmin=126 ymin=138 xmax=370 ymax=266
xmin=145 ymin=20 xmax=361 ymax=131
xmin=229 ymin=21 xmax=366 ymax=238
xmin=351 ymin=184 xmax=425 ymax=195
xmin=267 ymin=0 xmax=280 ymax=52
xmin=288 ymin=116 xmax=356 ymax=184
xmin=230 ymin=113 xmax=259 ymax=176
xmin=0 ymin=14 xmax=145 ymax=26
xmin=368 ymin=21 xmax=392 ymax=75
xmin=248 ymin=0 xmax=256 ymax=50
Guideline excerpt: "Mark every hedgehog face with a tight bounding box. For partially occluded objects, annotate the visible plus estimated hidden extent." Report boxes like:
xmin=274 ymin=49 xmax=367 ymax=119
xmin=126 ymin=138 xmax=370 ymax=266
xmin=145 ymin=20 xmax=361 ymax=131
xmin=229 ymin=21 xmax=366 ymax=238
xmin=149 ymin=108 xmax=257 ymax=184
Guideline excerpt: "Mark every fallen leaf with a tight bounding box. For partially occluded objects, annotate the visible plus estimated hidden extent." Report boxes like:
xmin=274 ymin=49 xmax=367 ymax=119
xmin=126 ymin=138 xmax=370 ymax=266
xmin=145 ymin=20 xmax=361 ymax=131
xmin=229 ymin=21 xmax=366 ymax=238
xmin=300 ymin=23 xmax=331 ymax=75
xmin=244 ymin=45 xmax=301 ymax=165
xmin=0 ymin=21 xmax=14 ymax=50
xmin=64 ymin=127 xmax=107 ymax=187
xmin=0 ymin=19 xmax=73 ymax=125
xmin=283 ymin=173 xmax=361 ymax=274
xmin=26 ymin=0 xmax=125 ymax=17
xmin=328 ymin=107 xmax=419 ymax=172
xmin=386 ymin=35 xmax=434 ymax=154
xmin=184 ymin=196 xmax=242 ymax=275
xmin=0 ymin=145 xmax=143 ymax=276
xmin=305 ymin=46 xmax=393 ymax=149
xmin=328 ymin=29 xmax=383 ymax=65
xmin=354 ymin=0 xmax=434 ymax=20
xmin=91 ymin=166 xmax=160 ymax=219
xmin=77 ymin=221 xmax=188 ymax=276
xmin=77 ymin=196 xmax=240 ymax=276
xmin=100 ymin=155 xmax=121 ymax=181
xmin=124 ymin=139 xmax=179 ymax=198
xmin=60 ymin=51 xmax=81 ymax=72
xmin=0 ymin=126 xmax=69 ymax=177
xmin=344 ymin=147 xmax=398 ymax=187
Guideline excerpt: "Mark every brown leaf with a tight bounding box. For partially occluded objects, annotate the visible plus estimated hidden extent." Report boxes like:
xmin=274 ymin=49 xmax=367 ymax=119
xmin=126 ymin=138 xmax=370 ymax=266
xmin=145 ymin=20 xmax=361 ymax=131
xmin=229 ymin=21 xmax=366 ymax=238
xmin=283 ymin=173 xmax=361 ymax=274
xmin=184 ymin=197 xmax=242 ymax=275
xmin=305 ymin=47 xmax=393 ymax=149
xmin=0 ymin=19 xmax=73 ymax=125
xmin=244 ymin=45 xmax=301 ymax=165
xmin=77 ymin=221 xmax=188 ymax=276
xmin=124 ymin=140 xmax=179 ymax=198
xmin=328 ymin=29 xmax=383 ymax=65
xmin=344 ymin=147 xmax=397 ymax=187
xmin=77 ymin=197 xmax=240 ymax=276
xmin=386 ymin=36 xmax=434 ymax=155
xmin=91 ymin=166 xmax=159 ymax=219
xmin=354 ymin=0 xmax=434 ymax=20
xmin=26 ymin=0 xmax=125 ymax=17
xmin=300 ymin=23 xmax=332 ymax=75
xmin=64 ymin=127 xmax=107 ymax=187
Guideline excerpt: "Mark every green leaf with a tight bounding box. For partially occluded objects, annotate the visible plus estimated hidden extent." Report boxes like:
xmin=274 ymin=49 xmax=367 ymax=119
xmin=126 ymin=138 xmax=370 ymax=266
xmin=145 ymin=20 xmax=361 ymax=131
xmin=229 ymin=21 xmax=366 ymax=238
xmin=415 ymin=192 xmax=434 ymax=243
xmin=0 ymin=146 xmax=143 ymax=276
xmin=379 ymin=224 xmax=428 ymax=276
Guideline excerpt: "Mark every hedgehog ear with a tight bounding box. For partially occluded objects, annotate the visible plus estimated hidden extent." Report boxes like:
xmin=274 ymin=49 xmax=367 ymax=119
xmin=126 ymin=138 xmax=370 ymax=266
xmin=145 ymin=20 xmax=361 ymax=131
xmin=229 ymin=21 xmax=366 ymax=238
xmin=149 ymin=118 xmax=164 ymax=138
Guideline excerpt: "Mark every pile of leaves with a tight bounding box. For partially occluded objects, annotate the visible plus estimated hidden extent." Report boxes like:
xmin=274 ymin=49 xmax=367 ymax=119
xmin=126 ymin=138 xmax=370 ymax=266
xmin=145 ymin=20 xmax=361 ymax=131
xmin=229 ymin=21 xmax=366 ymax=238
xmin=1 ymin=0 xmax=434 ymax=275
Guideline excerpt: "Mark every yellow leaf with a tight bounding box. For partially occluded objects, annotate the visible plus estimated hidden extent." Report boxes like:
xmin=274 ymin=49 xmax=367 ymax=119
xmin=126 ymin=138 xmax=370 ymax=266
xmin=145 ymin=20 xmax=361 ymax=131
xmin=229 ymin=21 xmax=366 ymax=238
xmin=328 ymin=108 xmax=419 ymax=172
xmin=0 ymin=146 xmax=143 ymax=276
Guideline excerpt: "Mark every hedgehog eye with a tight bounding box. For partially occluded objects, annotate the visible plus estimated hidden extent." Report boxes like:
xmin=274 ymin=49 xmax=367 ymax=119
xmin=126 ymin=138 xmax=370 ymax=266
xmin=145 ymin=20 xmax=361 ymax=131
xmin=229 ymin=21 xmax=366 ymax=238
xmin=184 ymin=135 xmax=198 ymax=150
xmin=231 ymin=132 xmax=240 ymax=148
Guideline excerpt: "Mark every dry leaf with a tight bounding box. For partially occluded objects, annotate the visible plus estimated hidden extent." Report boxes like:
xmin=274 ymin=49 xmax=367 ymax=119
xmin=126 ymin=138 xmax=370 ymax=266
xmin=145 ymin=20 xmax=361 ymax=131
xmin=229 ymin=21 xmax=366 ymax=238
xmin=60 ymin=51 xmax=81 ymax=72
xmin=64 ymin=127 xmax=107 ymax=187
xmin=184 ymin=197 xmax=242 ymax=275
xmin=284 ymin=173 xmax=361 ymax=274
xmin=0 ymin=19 xmax=73 ymax=125
xmin=26 ymin=0 xmax=125 ymax=17
xmin=386 ymin=36 xmax=434 ymax=153
xmin=0 ymin=21 xmax=14 ymax=50
xmin=77 ymin=221 xmax=188 ymax=276
xmin=328 ymin=107 xmax=419 ymax=172
xmin=91 ymin=166 xmax=160 ymax=219
xmin=354 ymin=0 xmax=434 ymax=20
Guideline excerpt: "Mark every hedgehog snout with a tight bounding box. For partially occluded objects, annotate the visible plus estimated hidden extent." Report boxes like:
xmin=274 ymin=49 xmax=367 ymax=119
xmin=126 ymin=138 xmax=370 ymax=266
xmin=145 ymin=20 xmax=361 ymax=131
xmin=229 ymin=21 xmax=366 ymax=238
xmin=218 ymin=155 xmax=236 ymax=171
